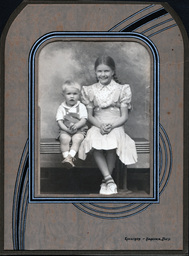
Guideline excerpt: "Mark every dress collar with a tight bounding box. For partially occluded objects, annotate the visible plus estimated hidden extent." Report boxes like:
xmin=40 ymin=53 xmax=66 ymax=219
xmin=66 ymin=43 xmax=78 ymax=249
xmin=97 ymin=80 xmax=116 ymax=90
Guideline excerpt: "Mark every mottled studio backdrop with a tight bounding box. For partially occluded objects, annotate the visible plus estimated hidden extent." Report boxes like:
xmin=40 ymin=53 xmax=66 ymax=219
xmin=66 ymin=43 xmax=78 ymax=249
xmin=38 ymin=41 xmax=151 ymax=140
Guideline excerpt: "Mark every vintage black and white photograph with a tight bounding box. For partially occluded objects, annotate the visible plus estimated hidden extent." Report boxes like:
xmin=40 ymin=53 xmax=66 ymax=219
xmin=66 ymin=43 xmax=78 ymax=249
xmin=1 ymin=0 xmax=187 ymax=252
xmin=37 ymin=40 xmax=152 ymax=198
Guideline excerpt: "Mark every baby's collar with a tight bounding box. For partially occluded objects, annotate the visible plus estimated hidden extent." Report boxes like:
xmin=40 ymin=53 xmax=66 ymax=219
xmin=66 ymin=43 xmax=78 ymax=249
xmin=62 ymin=100 xmax=80 ymax=108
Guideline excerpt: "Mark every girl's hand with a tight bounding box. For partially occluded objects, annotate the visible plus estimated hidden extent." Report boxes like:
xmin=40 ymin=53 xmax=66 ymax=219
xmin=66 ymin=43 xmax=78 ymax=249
xmin=100 ymin=124 xmax=106 ymax=134
xmin=104 ymin=124 xmax=112 ymax=133
xmin=100 ymin=124 xmax=112 ymax=135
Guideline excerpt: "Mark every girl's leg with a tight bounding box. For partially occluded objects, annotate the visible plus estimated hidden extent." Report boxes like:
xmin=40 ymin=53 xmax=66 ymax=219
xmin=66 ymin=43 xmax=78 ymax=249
xmin=106 ymin=149 xmax=117 ymax=175
xmin=93 ymin=149 xmax=117 ymax=195
xmin=93 ymin=149 xmax=111 ymax=178
xmin=59 ymin=133 xmax=71 ymax=158
xmin=101 ymin=149 xmax=116 ymax=184
xmin=70 ymin=133 xmax=84 ymax=157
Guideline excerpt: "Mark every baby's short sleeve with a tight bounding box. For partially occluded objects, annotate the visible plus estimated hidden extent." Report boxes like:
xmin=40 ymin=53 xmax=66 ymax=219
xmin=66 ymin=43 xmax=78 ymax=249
xmin=120 ymin=84 xmax=132 ymax=109
xmin=81 ymin=86 xmax=94 ymax=108
xmin=56 ymin=105 xmax=66 ymax=121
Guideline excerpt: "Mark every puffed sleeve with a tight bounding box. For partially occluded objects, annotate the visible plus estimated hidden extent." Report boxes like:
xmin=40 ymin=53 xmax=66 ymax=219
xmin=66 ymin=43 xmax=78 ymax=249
xmin=120 ymin=84 xmax=132 ymax=109
xmin=81 ymin=85 xmax=94 ymax=108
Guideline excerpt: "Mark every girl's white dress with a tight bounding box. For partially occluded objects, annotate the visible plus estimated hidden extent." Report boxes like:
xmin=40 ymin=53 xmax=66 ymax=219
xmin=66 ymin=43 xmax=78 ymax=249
xmin=78 ymin=80 xmax=137 ymax=165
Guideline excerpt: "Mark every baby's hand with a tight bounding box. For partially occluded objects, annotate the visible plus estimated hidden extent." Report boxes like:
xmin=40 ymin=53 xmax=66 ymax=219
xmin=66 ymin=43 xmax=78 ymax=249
xmin=69 ymin=123 xmax=78 ymax=133
xmin=69 ymin=122 xmax=74 ymax=129
xmin=68 ymin=128 xmax=77 ymax=135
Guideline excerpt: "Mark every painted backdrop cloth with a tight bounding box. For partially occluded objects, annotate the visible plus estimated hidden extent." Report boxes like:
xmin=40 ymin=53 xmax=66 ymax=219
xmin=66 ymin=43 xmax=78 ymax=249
xmin=78 ymin=80 xmax=137 ymax=165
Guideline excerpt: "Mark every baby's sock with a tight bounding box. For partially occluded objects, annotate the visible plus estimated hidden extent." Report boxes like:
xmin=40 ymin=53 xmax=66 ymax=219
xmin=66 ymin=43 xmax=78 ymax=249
xmin=104 ymin=175 xmax=115 ymax=185
xmin=69 ymin=149 xmax=76 ymax=157
xmin=63 ymin=151 xmax=69 ymax=158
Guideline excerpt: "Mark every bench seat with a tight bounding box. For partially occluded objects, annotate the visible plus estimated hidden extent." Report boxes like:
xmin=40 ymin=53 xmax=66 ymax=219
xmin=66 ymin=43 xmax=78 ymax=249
xmin=40 ymin=138 xmax=150 ymax=191
xmin=40 ymin=138 xmax=150 ymax=169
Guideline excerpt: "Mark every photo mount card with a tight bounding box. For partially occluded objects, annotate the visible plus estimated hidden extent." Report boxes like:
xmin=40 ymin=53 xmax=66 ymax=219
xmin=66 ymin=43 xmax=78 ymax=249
xmin=0 ymin=0 xmax=188 ymax=254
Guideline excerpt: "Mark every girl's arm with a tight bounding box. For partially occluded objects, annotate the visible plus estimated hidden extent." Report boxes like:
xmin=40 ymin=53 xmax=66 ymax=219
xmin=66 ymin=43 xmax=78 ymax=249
xmin=87 ymin=107 xmax=102 ymax=128
xmin=111 ymin=106 xmax=128 ymax=129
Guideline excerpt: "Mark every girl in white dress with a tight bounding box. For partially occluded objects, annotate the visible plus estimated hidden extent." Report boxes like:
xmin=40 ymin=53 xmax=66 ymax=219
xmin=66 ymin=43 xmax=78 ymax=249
xmin=78 ymin=55 xmax=137 ymax=195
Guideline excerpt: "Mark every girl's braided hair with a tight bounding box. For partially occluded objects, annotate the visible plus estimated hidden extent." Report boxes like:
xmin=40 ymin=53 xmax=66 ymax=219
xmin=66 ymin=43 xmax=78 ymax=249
xmin=94 ymin=55 xmax=122 ymax=84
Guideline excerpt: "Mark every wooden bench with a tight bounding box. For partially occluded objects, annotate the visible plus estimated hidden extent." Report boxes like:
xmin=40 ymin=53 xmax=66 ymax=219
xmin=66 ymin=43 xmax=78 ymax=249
xmin=40 ymin=138 xmax=149 ymax=154
xmin=40 ymin=138 xmax=150 ymax=191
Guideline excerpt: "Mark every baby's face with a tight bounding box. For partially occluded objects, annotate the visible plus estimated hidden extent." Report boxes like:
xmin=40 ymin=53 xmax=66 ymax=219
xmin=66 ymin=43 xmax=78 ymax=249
xmin=63 ymin=87 xmax=80 ymax=107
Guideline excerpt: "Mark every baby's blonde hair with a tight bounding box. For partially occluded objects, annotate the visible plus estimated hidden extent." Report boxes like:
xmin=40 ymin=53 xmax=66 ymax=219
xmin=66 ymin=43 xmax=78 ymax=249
xmin=62 ymin=80 xmax=81 ymax=93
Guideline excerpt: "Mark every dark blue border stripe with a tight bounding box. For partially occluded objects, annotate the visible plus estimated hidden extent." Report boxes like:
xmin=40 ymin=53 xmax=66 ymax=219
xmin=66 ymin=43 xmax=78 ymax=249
xmin=108 ymin=4 xmax=155 ymax=32
xmin=90 ymin=203 xmax=134 ymax=210
xmin=12 ymin=140 xmax=29 ymax=250
xmin=19 ymin=175 xmax=28 ymax=249
xmin=159 ymin=144 xmax=163 ymax=175
xmin=148 ymin=24 xmax=177 ymax=38
xmin=19 ymin=173 xmax=29 ymax=250
xmin=159 ymin=132 xmax=168 ymax=186
xmin=141 ymin=18 xmax=174 ymax=34
xmin=16 ymin=154 xmax=29 ymax=249
xmin=12 ymin=140 xmax=28 ymax=248
xmin=29 ymin=197 xmax=158 ymax=204
xmin=23 ymin=183 xmax=29 ymax=250
xmin=121 ymin=8 xmax=168 ymax=32
xmin=80 ymin=203 xmax=145 ymax=215
xmin=159 ymin=125 xmax=173 ymax=194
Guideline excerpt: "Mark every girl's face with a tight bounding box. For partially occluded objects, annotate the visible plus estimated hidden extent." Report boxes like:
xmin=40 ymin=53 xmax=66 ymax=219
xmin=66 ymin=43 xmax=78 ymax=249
xmin=95 ymin=64 xmax=114 ymax=85
xmin=63 ymin=87 xmax=80 ymax=107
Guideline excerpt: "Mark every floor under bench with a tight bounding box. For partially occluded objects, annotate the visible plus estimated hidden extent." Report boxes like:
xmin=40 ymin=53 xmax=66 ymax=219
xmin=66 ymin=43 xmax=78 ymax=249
xmin=40 ymin=167 xmax=150 ymax=196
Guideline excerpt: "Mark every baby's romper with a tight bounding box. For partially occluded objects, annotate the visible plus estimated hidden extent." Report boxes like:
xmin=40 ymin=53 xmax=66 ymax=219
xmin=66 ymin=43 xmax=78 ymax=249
xmin=63 ymin=105 xmax=88 ymax=135
xmin=78 ymin=80 xmax=137 ymax=165
xmin=56 ymin=101 xmax=88 ymax=137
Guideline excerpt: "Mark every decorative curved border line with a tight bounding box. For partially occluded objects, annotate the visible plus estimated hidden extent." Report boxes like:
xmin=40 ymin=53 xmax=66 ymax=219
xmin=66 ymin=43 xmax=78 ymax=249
xmin=141 ymin=18 xmax=174 ymax=34
xmin=159 ymin=124 xmax=173 ymax=194
xmin=109 ymin=5 xmax=177 ymax=38
xmin=73 ymin=203 xmax=152 ymax=220
xmin=12 ymin=140 xmax=29 ymax=250
xmin=108 ymin=4 xmax=155 ymax=31
xmin=120 ymin=8 xmax=168 ymax=32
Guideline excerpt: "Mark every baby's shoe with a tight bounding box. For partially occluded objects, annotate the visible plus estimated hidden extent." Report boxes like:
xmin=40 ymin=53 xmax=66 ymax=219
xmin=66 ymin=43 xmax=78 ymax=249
xmin=99 ymin=183 xmax=107 ymax=195
xmin=105 ymin=183 xmax=118 ymax=195
xmin=62 ymin=155 xmax=75 ymax=169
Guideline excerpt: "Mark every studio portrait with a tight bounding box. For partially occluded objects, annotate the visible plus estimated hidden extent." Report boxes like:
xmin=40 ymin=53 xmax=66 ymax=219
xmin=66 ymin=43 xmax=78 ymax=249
xmin=37 ymin=40 xmax=151 ymax=198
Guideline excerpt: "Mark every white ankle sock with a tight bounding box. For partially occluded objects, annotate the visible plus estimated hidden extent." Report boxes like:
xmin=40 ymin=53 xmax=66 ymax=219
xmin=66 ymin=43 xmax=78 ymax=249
xmin=63 ymin=151 xmax=69 ymax=158
xmin=69 ymin=149 xmax=76 ymax=157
